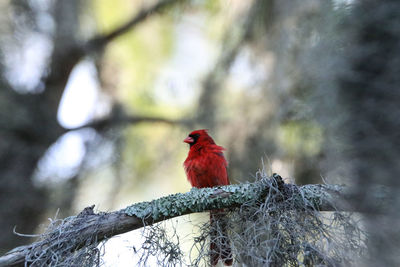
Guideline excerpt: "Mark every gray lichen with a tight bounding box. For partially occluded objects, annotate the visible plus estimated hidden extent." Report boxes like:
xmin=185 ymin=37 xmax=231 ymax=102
xmin=124 ymin=182 xmax=266 ymax=221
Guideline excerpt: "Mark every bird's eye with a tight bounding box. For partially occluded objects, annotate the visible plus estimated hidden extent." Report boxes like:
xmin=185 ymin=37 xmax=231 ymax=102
xmin=189 ymin=133 xmax=200 ymax=143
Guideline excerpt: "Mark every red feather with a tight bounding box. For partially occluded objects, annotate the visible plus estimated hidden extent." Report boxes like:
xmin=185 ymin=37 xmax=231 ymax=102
xmin=183 ymin=129 xmax=233 ymax=266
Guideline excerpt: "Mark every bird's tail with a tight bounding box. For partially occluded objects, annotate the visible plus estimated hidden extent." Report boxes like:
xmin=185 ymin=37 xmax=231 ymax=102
xmin=210 ymin=209 xmax=233 ymax=266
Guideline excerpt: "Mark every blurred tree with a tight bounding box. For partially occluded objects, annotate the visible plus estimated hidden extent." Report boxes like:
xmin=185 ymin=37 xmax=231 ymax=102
xmin=338 ymin=0 xmax=400 ymax=265
xmin=0 ymin=0 xmax=185 ymax=252
xmin=0 ymin=0 xmax=79 ymax=251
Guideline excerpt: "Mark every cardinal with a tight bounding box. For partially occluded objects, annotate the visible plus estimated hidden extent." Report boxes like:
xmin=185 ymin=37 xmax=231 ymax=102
xmin=183 ymin=129 xmax=233 ymax=266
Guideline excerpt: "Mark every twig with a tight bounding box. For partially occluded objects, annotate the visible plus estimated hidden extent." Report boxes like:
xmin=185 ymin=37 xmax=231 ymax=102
xmin=66 ymin=115 xmax=190 ymax=132
xmin=86 ymin=0 xmax=184 ymax=51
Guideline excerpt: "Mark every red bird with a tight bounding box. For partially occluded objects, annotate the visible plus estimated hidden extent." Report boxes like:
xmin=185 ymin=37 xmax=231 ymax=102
xmin=183 ymin=129 xmax=233 ymax=266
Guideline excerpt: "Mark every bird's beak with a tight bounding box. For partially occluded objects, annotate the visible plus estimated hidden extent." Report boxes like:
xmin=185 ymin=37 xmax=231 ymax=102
xmin=184 ymin=136 xmax=194 ymax=144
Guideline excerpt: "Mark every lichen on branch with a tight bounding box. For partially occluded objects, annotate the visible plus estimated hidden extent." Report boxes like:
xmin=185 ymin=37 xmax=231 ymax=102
xmin=123 ymin=173 xmax=345 ymax=223
xmin=124 ymin=175 xmax=279 ymax=221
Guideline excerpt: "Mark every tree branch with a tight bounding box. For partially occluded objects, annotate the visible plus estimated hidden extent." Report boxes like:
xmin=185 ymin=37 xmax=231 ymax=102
xmin=63 ymin=103 xmax=193 ymax=132
xmin=0 ymin=175 xmax=390 ymax=266
xmin=86 ymin=0 xmax=185 ymax=51
xmin=66 ymin=114 xmax=190 ymax=132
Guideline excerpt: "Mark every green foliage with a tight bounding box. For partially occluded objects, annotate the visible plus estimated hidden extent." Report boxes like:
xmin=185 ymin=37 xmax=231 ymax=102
xmin=92 ymin=0 xmax=175 ymax=113
xmin=278 ymin=121 xmax=323 ymax=157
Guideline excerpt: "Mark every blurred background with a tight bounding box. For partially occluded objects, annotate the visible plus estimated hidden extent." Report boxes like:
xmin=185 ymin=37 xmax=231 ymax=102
xmin=1 ymin=0 xmax=399 ymax=266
